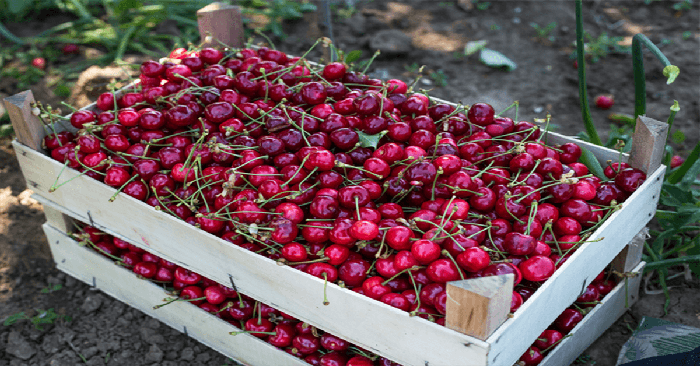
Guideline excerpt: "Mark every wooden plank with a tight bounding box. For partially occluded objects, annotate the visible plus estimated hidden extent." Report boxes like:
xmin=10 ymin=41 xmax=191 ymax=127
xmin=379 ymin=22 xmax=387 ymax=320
xmin=16 ymin=142 xmax=490 ymax=366
xmin=41 ymin=204 xmax=74 ymax=234
xmin=485 ymin=166 xmax=663 ymax=366
xmin=628 ymin=116 xmax=669 ymax=175
xmin=612 ymin=228 xmax=649 ymax=273
xmin=446 ymin=274 xmax=513 ymax=340
xmin=42 ymin=223 xmax=307 ymax=366
xmin=197 ymin=3 xmax=244 ymax=49
xmin=539 ymin=262 xmax=645 ymax=366
xmin=3 ymin=91 xmax=46 ymax=151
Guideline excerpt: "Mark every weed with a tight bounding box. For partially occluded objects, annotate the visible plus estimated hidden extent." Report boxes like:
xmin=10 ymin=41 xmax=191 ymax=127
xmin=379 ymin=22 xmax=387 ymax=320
xmin=475 ymin=1 xmax=491 ymax=10
xmin=682 ymin=31 xmax=692 ymax=40
xmin=490 ymin=24 xmax=501 ymax=31
xmin=241 ymin=0 xmax=317 ymax=39
xmin=3 ymin=308 xmax=72 ymax=330
xmin=574 ymin=353 xmax=595 ymax=364
xmin=40 ymin=284 xmax=63 ymax=294
xmin=531 ymin=22 xmax=557 ymax=42
xmin=572 ymin=31 xmax=630 ymax=63
xmin=428 ymin=69 xmax=448 ymax=87
xmin=404 ymin=63 xmax=421 ymax=74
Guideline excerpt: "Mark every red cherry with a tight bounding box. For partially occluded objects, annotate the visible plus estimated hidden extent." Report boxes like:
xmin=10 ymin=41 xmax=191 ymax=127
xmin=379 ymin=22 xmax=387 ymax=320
xmin=519 ymin=255 xmax=556 ymax=282
xmin=594 ymin=94 xmax=614 ymax=109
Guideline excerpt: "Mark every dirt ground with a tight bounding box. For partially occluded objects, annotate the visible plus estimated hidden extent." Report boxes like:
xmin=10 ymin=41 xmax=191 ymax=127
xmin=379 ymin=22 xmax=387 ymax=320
xmin=1 ymin=1 xmax=699 ymax=365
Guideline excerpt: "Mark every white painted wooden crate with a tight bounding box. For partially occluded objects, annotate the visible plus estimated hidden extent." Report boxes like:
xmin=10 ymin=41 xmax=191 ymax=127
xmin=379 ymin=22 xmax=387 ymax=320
xmin=9 ymin=127 xmax=663 ymax=366
xmin=41 ymin=220 xmax=645 ymax=366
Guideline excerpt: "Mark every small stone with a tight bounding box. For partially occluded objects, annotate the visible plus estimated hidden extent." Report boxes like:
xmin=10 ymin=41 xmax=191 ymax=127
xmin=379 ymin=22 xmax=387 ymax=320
xmin=369 ymin=29 xmax=412 ymax=55
xmin=41 ymin=333 xmax=61 ymax=354
xmin=64 ymin=277 xmax=76 ymax=288
xmin=145 ymin=318 xmax=160 ymax=330
xmin=195 ymin=352 xmax=211 ymax=363
xmin=82 ymin=346 xmax=99 ymax=359
xmin=180 ymin=347 xmax=195 ymax=361
xmin=140 ymin=327 xmax=165 ymax=344
xmin=534 ymin=106 xmax=544 ymax=113
xmin=47 ymin=276 xmax=62 ymax=285
xmin=165 ymin=350 xmax=178 ymax=360
xmin=86 ymin=356 xmax=104 ymax=366
xmin=6 ymin=331 xmax=36 ymax=360
xmin=81 ymin=294 xmax=103 ymax=313
xmin=145 ymin=344 xmax=163 ymax=363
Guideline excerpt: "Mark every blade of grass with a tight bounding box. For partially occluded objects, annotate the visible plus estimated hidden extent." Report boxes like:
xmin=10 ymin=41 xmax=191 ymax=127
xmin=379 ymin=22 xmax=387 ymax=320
xmin=575 ymin=0 xmax=602 ymax=146
xmin=644 ymin=255 xmax=700 ymax=271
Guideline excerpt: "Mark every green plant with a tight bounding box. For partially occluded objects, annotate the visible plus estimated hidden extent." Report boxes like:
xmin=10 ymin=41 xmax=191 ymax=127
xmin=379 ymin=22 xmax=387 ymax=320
xmin=574 ymin=0 xmax=699 ymax=314
xmin=240 ymin=0 xmax=316 ymax=39
xmin=1 ymin=0 xmax=215 ymax=71
xmin=428 ymin=69 xmax=448 ymax=87
xmin=572 ymin=31 xmax=630 ymax=63
xmin=3 ymin=308 xmax=72 ymax=330
xmin=672 ymin=0 xmax=693 ymax=11
xmin=41 ymin=284 xmax=63 ymax=293
xmin=531 ymin=21 xmax=557 ymax=42
xmin=474 ymin=1 xmax=490 ymax=10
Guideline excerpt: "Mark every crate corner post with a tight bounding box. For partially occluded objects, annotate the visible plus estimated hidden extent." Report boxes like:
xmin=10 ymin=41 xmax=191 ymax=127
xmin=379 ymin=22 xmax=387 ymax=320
xmin=3 ymin=90 xmax=45 ymax=151
xmin=446 ymin=273 xmax=514 ymax=341
xmin=197 ymin=2 xmax=244 ymax=49
xmin=613 ymin=115 xmax=668 ymax=272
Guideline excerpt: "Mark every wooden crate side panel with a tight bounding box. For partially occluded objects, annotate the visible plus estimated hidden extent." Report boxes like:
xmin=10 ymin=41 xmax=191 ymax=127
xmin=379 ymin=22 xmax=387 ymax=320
xmin=486 ymin=166 xmax=663 ymax=365
xmin=19 ymin=143 xmax=489 ymax=366
xmin=539 ymin=262 xmax=645 ymax=366
xmin=43 ymin=223 xmax=307 ymax=366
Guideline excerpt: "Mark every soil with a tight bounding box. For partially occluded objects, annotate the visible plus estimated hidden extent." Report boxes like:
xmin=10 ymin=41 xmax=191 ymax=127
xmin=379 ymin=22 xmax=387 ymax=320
xmin=1 ymin=1 xmax=699 ymax=365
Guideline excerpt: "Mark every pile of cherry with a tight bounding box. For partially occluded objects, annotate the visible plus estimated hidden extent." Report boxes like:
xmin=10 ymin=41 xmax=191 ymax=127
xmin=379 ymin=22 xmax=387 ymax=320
xmin=43 ymin=45 xmax=646 ymax=336
xmin=73 ymin=224 xmax=400 ymax=366
xmin=75 ymin=222 xmax=617 ymax=366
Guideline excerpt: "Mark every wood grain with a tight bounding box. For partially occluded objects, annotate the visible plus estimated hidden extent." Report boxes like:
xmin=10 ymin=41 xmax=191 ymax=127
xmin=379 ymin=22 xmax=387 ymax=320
xmin=197 ymin=3 xmax=244 ymax=48
xmin=628 ymin=116 xmax=669 ymax=175
xmin=446 ymin=274 xmax=513 ymax=340
xmin=3 ymin=91 xmax=45 ymax=151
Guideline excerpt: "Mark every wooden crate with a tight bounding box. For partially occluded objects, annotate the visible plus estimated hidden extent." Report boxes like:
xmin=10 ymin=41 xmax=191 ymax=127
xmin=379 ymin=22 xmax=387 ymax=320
xmin=8 ymin=125 xmax=664 ymax=366
xmin=41 ymin=220 xmax=645 ymax=366
xmin=4 ymin=4 xmax=669 ymax=364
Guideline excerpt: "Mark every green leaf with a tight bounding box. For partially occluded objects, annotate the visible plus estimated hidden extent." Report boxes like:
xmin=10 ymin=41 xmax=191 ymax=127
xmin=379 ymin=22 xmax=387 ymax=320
xmin=0 ymin=124 xmax=13 ymax=137
xmin=669 ymin=140 xmax=700 ymax=185
xmin=3 ymin=312 xmax=26 ymax=326
xmin=464 ymin=40 xmax=488 ymax=56
xmin=663 ymin=65 xmax=680 ymax=84
xmin=579 ymin=146 xmax=605 ymax=179
xmin=479 ymin=48 xmax=516 ymax=71
xmin=357 ymin=130 xmax=386 ymax=149
xmin=671 ymin=130 xmax=686 ymax=144
xmin=344 ymin=50 xmax=362 ymax=64
xmin=299 ymin=2 xmax=317 ymax=12
xmin=660 ymin=183 xmax=693 ymax=206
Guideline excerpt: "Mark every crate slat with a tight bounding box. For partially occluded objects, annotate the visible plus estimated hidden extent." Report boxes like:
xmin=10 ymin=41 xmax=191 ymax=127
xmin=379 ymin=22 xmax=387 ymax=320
xmin=42 ymin=223 xmax=308 ymax=366
xmin=539 ymin=262 xmax=645 ymax=366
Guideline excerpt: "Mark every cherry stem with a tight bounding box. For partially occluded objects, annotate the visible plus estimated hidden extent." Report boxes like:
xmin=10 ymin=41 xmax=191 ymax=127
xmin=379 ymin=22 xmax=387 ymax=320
xmin=441 ymin=250 xmax=465 ymax=280
xmin=322 ymin=273 xmax=330 ymax=306
xmin=381 ymin=266 xmax=423 ymax=286
xmin=153 ymin=296 xmax=206 ymax=310
xmin=229 ymin=330 xmax=276 ymax=336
